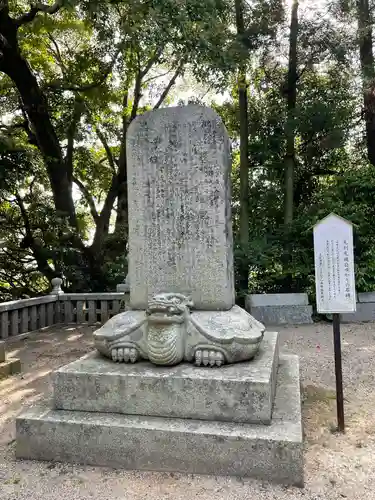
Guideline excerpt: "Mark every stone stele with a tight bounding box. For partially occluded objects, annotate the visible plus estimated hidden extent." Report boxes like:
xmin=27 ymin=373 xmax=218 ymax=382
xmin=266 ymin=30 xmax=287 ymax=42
xmin=16 ymin=105 xmax=303 ymax=485
xmin=128 ymin=105 xmax=234 ymax=310
xmin=94 ymin=105 xmax=264 ymax=367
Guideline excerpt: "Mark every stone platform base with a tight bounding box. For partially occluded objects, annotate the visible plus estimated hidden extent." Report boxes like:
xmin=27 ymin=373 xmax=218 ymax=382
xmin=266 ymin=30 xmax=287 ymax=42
xmin=52 ymin=331 xmax=279 ymax=424
xmin=16 ymin=355 xmax=303 ymax=486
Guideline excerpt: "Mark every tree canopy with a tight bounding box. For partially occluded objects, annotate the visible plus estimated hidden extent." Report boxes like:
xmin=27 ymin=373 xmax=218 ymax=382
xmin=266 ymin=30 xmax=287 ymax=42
xmin=1 ymin=0 xmax=375 ymax=302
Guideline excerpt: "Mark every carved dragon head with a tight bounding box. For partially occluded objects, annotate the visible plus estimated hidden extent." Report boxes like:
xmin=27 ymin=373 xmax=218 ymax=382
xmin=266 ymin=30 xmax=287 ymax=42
xmin=146 ymin=293 xmax=193 ymax=324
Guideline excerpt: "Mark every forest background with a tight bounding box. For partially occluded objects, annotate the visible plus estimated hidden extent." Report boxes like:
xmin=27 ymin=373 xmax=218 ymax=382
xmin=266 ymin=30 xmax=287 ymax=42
xmin=0 ymin=0 xmax=374 ymax=303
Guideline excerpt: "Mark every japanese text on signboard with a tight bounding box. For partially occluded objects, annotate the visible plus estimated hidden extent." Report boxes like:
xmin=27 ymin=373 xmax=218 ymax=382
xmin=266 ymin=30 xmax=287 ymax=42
xmin=313 ymin=214 xmax=355 ymax=314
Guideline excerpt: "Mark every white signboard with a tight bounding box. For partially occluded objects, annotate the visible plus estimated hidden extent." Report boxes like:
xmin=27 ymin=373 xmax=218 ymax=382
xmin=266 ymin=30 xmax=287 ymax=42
xmin=313 ymin=213 xmax=356 ymax=314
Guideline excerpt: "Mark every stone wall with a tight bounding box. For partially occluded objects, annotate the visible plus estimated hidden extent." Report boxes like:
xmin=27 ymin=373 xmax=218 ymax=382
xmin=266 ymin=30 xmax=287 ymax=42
xmin=341 ymin=292 xmax=375 ymax=322
xmin=245 ymin=293 xmax=313 ymax=326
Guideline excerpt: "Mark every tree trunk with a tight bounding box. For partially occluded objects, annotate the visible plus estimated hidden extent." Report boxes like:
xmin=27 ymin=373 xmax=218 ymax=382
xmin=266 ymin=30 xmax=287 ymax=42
xmin=91 ymin=174 xmax=120 ymax=253
xmin=238 ymin=77 xmax=249 ymax=249
xmin=113 ymin=90 xmax=129 ymax=247
xmin=114 ymin=167 xmax=128 ymax=245
xmin=356 ymin=0 xmax=375 ymax=165
xmin=0 ymin=9 xmax=76 ymax=226
xmin=235 ymin=0 xmax=250 ymax=295
xmin=284 ymin=0 xmax=298 ymax=225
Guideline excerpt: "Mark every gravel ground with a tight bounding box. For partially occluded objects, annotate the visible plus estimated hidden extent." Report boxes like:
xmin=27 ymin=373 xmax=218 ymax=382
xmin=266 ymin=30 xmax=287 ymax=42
xmin=1 ymin=321 xmax=375 ymax=499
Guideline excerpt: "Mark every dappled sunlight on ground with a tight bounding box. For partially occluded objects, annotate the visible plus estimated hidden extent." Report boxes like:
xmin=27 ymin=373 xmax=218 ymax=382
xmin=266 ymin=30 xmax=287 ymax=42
xmin=1 ymin=322 xmax=375 ymax=499
xmin=0 ymin=325 xmax=95 ymax=447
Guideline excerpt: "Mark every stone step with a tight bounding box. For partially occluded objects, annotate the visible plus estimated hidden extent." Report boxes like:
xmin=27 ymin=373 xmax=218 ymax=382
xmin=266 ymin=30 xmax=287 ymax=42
xmin=0 ymin=358 xmax=21 ymax=378
xmin=16 ymin=355 xmax=303 ymax=486
xmin=0 ymin=340 xmax=21 ymax=378
xmin=52 ymin=331 xmax=279 ymax=425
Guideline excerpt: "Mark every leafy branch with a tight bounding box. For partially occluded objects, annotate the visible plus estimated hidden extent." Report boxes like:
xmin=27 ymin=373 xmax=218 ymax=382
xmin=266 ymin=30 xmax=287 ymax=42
xmin=47 ymin=42 xmax=125 ymax=91
xmin=15 ymin=0 xmax=64 ymax=27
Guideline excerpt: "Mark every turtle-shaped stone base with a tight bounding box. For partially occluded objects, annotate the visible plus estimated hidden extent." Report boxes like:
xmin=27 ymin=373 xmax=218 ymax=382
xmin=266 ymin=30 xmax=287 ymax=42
xmin=94 ymin=293 xmax=264 ymax=367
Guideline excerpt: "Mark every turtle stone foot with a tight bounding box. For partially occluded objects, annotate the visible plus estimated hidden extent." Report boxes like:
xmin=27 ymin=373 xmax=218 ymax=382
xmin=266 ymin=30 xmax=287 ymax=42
xmin=194 ymin=348 xmax=225 ymax=367
xmin=111 ymin=346 xmax=139 ymax=363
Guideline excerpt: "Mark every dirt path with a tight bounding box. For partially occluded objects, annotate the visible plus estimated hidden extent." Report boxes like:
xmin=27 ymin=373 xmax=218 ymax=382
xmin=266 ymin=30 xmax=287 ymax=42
xmin=1 ymin=322 xmax=375 ymax=499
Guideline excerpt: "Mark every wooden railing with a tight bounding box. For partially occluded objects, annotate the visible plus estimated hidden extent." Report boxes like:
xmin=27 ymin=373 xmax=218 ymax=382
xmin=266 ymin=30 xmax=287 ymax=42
xmin=0 ymin=279 xmax=128 ymax=340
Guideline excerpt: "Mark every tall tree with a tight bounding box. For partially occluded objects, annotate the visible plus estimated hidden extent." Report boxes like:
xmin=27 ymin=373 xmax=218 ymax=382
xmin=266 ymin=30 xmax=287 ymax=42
xmin=0 ymin=0 xmax=77 ymax=226
xmin=213 ymin=0 xmax=355 ymax=294
xmin=0 ymin=0 xmax=234 ymax=294
xmin=356 ymin=0 xmax=375 ymax=165
xmin=234 ymin=0 xmax=250 ymax=292
xmin=284 ymin=0 xmax=299 ymax=225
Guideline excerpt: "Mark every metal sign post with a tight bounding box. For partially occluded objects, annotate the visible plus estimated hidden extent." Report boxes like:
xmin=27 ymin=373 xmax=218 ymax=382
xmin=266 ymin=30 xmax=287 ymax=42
xmin=332 ymin=313 xmax=345 ymax=432
xmin=313 ymin=213 xmax=356 ymax=433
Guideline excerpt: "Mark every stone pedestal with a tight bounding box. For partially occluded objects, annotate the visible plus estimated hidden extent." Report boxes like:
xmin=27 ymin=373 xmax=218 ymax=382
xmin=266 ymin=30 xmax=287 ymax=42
xmin=16 ymin=332 xmax=303 ymax=486
xmin=54 ymin=331 xmax=279 ymax=424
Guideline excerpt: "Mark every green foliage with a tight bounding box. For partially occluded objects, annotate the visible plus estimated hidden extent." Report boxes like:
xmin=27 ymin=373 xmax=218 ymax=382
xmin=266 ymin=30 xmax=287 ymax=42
xmin=214 ymin=24 xmax=363 ymax=299
xmin=319 ymin=164 xmax=375 ymax=292
xmin=0 ymin=0 xmax=239 ymax=300
xmin=0 ymin=0 xmax=375 ymax=305
xmin=230 ymin=157 xmax=375 ymax=296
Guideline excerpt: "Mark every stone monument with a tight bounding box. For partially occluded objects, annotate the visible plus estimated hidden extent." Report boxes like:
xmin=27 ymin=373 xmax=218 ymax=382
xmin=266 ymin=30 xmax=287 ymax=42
xmin=94 ymin=106 xmax=263 ymax=366
xmin=16 ymin=105 xmax=303 ymax=486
